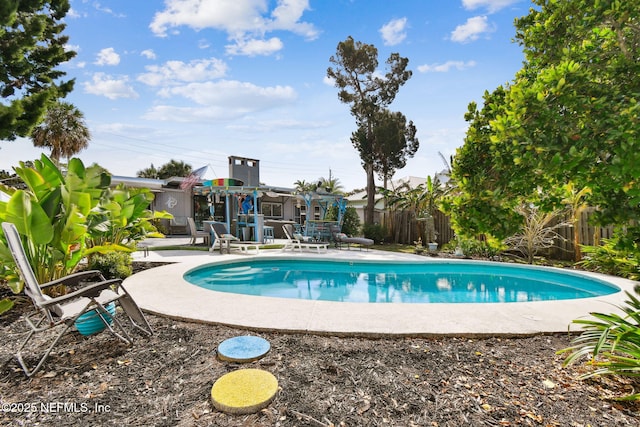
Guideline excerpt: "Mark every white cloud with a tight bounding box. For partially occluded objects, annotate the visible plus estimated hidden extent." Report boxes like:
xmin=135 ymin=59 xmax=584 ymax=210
xmin=160 ymin=80 xmax=296 ymax=106
xmin=92 ymin=2 xmax=127 ymax=18
xmin=67 ymin=8 xmax=85 ymax=19
xmin=379 ymin=17 xmax=408 ymax=46
xmin=462 ymin=0 xmax=521 ymax=13
xmin=138 ymin=58 xmax=228 ymax=86
xmin=94 ymin=47 xmax=120 ymax=66
xmin=451 ymin=16 xmax=494 ymax=43
xmin=417 ymin=60 xmax=477 ymax=73
xmin=83 ymin=73 xmax=139 ymax=100
xmin=149 ymin=0 xmax=317 ymax=56
xmin=141 ymin=49 xmax=156 ymax=59
xmin=143 ymin=80 xmax=296 ymax=122
xmin=225 ymin=37 xmax=284 ymax=56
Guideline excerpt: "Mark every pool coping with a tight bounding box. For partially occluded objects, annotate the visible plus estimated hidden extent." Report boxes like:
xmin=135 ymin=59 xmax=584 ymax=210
xmin=124 ymin=248 xmax=639 ymax=337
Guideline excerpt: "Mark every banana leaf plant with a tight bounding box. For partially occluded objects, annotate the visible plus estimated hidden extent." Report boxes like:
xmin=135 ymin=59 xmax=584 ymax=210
xmin=86 ymin=184 xmax=171 ymax=254
xmin=0 ymin=155 xmax=169 ymax=310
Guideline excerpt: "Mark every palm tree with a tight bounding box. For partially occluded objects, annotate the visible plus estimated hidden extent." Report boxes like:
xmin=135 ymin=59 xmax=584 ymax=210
xmin=317 ymin=176 xmax=344 ymax=194
xmin=386 ymin=175 xmax=446 ymax=244
xmin=294 ymin=180 xmax=316 ymax=193
xmin=157 ymin=160 xmax=192 ymax=179
xmin=31 ymin=102 xmax=91 ymax=165
xmin=137 ymin=164 xmax=159 ymax=179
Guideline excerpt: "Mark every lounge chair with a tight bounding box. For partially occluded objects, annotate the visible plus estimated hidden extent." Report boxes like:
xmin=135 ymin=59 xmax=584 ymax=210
xmin=210 ymin=222 xmax=260 ymax=255
xmin=1 ymin=222 xmax=152 ymax=377
xmin=330 ymin=224 xmax=373 ymax=250
xmin=187 ymin=217 xmax=211 ymax=246
xmin=282 ymin=224 xmax=328 ymax=253
xmin=169 ymin=216 xmax=188 ymax=235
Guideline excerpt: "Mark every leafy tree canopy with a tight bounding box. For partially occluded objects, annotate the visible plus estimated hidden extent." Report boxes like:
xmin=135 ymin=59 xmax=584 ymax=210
xmin=449 ymin=0 xmax=640 ymax=242
xmin=369 ymin=109 xmax=419 ymax=185
xmin=0 ymin=0 xmax=75 ymax=140
xmin=137 ymin=160 xmax=192 ymax=179
xmin=328 ymin=36 xmax=414 ymax=224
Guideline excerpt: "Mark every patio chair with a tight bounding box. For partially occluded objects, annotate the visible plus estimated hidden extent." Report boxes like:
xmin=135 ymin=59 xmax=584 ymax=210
xmin=187 ymin=217 xmax=210 ymax=246
xmin=282 ymin=223 xmax=303 ymax=251
xmin=210 ymin=222 xmax=260 ymax=255
xmin=282 ymin=224 xmax=328 ymax=253
xmin=330 ymin=224 xmax=373 ymax=250
xmin=1 ymin=222 xmax=153 ymax=377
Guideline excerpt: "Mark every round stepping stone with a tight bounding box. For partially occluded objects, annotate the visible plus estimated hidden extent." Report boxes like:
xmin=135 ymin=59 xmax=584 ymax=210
xmin=217 ymin=335 xmax=271 ymax=363
xmin=211 ymin=369 xmax=278 ymax=414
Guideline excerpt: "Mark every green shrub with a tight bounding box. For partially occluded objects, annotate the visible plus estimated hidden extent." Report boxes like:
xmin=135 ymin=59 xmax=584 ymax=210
xmin=88 ymin=252 xmax=133 ymax=280
xmin=579 ymin=240 xmax=640 ymax=280
xmin=325 ymin=205 xmax=361 ymax=236
xmin=340 ymin=207 xmax=361 ymax=236
xmin=453 ymin=235 xmax=505 ymax=259
xmin=362 ymin=223 xmax=386 ymax=244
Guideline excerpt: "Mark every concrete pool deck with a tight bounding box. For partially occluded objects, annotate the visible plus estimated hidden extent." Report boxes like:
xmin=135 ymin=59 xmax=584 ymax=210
xmin=124 ymin=241 xmax=639 ymax=337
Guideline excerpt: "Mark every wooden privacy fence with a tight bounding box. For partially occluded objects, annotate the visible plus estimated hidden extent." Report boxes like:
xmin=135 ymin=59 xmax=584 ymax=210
xmin=549 ymin=208 xmax=614 ymax=260
xmin=383 ymin=208 xmax=614 ymax=260
xmin=383 ymin=210 xmax=455 ymax=246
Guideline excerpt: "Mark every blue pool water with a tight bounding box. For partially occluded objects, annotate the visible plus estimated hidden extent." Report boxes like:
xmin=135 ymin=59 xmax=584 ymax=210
xmin=183 ymin=259 xmax=620 ymax=303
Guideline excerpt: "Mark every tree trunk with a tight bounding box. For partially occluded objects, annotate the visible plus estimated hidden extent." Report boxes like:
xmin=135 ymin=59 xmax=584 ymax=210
xmin=364 ymin=163 xmax=375 ymax=225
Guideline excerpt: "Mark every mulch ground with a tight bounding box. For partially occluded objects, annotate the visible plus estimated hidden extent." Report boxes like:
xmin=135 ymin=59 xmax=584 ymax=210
xmin=0 ymin=262 xmax=639 ymax=426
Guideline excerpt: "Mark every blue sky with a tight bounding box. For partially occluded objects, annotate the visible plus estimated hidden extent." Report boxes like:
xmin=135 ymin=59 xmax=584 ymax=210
xmin=0 ymin=0 xmax=530 ymax=191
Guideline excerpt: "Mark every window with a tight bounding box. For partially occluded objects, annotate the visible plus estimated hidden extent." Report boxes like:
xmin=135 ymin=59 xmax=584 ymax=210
xmin=262 ymin=202 xmax=283 ymax=218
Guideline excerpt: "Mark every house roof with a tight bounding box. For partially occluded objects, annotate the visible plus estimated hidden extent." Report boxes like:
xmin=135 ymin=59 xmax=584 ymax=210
xmin=110 ymin=175 xmax=166 ymax=190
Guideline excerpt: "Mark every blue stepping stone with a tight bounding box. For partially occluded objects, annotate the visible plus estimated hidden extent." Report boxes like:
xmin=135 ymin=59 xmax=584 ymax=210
xmin=217 ymin=336 xmax=271 ymax=363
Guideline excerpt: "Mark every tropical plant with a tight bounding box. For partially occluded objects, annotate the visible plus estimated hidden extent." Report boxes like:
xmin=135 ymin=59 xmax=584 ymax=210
xmin=87 ymin=184 xmax=169 ymax=253
xmin=293 ymin=179 xmax=316 ymax=193
xmin=328 ymin=36 xmax=413 ymax=225
xmin=0 ymin=155 xmax=113 ymax=291
xmin=558 ymin=285 xmax=640 ymax=401
xmin=317 ymin=176 xmax=344 ymax=194
xmin=0 ymin=0 xmax=75 ymax=140
xmin=578 ymin=237 xmax=640 ymax=281
xmin=385 ymin=176 xmax=446 ymax=244
xmin=504 ymin=203 xmax=570 ymax=264
xmin=0 ymin=155 xmax=169 ymax=312
xmin=30 ymin=101 xmax=90 ymax=165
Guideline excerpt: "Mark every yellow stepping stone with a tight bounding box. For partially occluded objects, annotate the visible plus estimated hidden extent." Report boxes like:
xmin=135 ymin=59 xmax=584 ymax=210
xmin=211 ymin=369 xmax=278 ymax=414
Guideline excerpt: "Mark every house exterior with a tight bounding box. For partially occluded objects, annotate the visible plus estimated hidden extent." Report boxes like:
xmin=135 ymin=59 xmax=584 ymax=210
xmin=111 ymin=155 xmax=346 ymax=241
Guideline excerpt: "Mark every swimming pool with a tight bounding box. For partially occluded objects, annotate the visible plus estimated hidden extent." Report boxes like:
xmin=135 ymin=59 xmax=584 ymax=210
xmin=184 ymin=259 xmax=619 ymax=303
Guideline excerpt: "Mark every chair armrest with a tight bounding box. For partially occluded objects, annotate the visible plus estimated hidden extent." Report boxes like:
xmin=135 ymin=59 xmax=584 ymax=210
xmin=40 ymin=270 xmax=107 ymax=290
xmin=37 ymin=279 xmax=122 ymax=308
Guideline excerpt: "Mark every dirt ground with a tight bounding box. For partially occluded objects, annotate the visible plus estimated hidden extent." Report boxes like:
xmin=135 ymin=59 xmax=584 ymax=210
xmin=1 ymin=262 xmax=639 ymax=427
